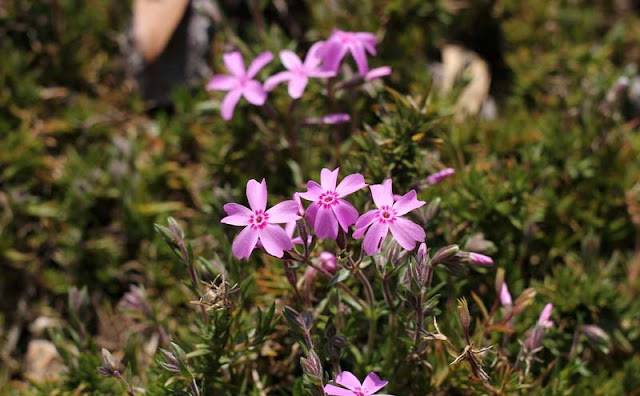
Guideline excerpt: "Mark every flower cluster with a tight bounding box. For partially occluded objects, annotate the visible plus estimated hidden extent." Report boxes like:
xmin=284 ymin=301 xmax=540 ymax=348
xmin=206 ymin=29 xmax=390 ymax=120
xmin=221 ymin=168 xmax=426 ymax=259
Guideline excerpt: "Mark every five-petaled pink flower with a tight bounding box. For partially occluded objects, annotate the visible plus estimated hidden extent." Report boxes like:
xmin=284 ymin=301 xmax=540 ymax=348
xmin=320 ymin=30 xmax=378 ymax=75
xmin=354 ymin=179 xmax=426 ymax=256
xmin=299 ymin=168 xmax=367 ymax=240
xmin=206 ymin=51 xmax=273 ymax=120
xmin=264 ymin=42 xmax=336 ymax=99
xmin=221 ymin=179 xmax=300 ymax=259
xmin=324 ymin=371 xmax=393 ymax=396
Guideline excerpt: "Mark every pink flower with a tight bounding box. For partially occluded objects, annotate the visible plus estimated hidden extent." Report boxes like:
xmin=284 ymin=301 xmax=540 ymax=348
xmin=354 ymin=179 xmax=426 ymax=256
xmin=264 ymin=42 xmax=335 ymax=99
xmin=500 ymin=283 xmax=513 ymax=307
xmin=206 ymin=51 xmax=273 ymax=120
xmin=299 ymin=168 xmax=367 ymax=240
xmin=538 ymin=303 xmax=553 ymax=328
xmin=425 ymin=168 xmax=455 ymax=185
xmin=324 ymin=371 xmax=393 ymax=396
xmin=221 ymin=179 xmax=300 ymax=259
xmin=320 ymin=30 xmax=378 ymax=75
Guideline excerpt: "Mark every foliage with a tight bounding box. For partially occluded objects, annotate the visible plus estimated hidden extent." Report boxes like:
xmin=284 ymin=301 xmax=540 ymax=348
xmin=1 ymin=0 xmax=640 ymax=395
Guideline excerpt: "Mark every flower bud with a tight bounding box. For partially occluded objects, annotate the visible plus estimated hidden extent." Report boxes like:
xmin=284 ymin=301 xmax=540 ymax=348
xmin=319 ymin=252 xmax=337 ymax=274
xmin=469 ymin=252 xmax=494 ymax=267
xmin=431 ymin=245 xmax=460 ymax=265
xmin=158 ymin=348 xmax=180 ymax=373
xmin=425 ymin=168 xmax=455 ymax=185
xmin=538 ymin=303 xmax=553 ymax=328
xmin=499 ymin=283 xmax=513 ymax=307
xmin=416 ymin=242 xmax=428 ymax=265
xmin=300 ymin=350 xmax=323 ymax=379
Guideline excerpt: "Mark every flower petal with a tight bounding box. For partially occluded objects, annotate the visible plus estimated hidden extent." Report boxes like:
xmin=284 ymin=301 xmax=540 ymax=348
xmin=321 ymin=168 xmax=339 ymax=191
xmin=393 ymin=190 xmax=425 ymax=216
xmin=247 ymin=51 xmax=273 ymax=79
xmin=365 ymin=66 xmax=391 ymax=81
xmin=305 ymin=201 xmax=319 ymax=228
xmin=363 ymin=221 xmax=389 ymax=255
xmin=285 ymin=222 xmax=296 ymax=239
xmin=336 ymin=173 xmax=366 ymax=197
xmin=279 ymin=50 xmax=303 ymax=70
xmin=362 ymin=372 xmax=388 ymax=394
xmin=370 ymin=179 xmax=394 ymax=208
xmin=355 ymin=209 xmax=378 ymax=230
xmin=349 ymin=42 xmax=369 ymax=75
xmin=264 ymin=71 xmax=293 ymax=91
xmin=232 ymin=226 xmax=259 ymax=259
xmin=259 ymin=224 xmax=292 ymax=258
xmin=206 ymin=74 xmax=237 ymax=91
xmin=246 ymin=179 xmax=267 ymax=212
xmin=242 ymin=80 xmax=267 ymax=105
xmin=321 ymin=40 xmax=348 ymax=72
xmin=304 ymin=41 xmax=326 ymax=68
xmin=355 ymin=32 xmax=377 ymax=54
xmin=389 ymin=217 xmax=425 ymax=250
xmin=323 ymin=384 xmax=355 ymax=396
xmin=223 ymin=52 xmax=245 ymax=76
xmin=299 ymin=180 xmax=324 ymax=202
xmin=223 ymin=203 xmax=252 ymax=216
xmin=314 ymin=206 xmax=339 ymax=239
xmin=332 ymin=199 xmax=359 ymax=231
xmin=335 ymin=371 xmax=361 ymax=390
xmin=220 ymin=212 xmax=250 ymax=226
xmin=220 ymin=89 xmax=243 ymax=120
xmin=288 ymin=76 xmax=308 ymax=99
xmin=266 ymin=200 xmax=301 ymax=223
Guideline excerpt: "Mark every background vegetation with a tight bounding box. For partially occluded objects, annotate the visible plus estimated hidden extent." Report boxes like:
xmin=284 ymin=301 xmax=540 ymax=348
xmin=1 ymin=0 xmax=639 ymax=394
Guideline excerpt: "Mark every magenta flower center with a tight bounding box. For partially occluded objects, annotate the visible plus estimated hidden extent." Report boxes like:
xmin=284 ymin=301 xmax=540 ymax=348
xmin=377 ymin=205 xmax=397 ymax=224
xmin=319 ymin=191 xmax=339 ymax=209
xmin=352 ymin=386 xmax=366 ymax=396
xmin=250 ymin=210 xmax=269 ymax=229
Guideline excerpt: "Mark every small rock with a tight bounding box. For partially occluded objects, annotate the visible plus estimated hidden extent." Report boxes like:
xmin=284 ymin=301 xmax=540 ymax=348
xmin=24 ymin=340 xmax=64 ymax=383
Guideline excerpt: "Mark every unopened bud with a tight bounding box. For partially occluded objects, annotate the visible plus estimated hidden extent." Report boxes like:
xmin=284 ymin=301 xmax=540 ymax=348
xmin=457 ymin=298 xmax=471 ymax=341
xmin=537 ymin=303 xmax=553 ymax=328
xmin=469 ymin=252 xmax=494 ymax=267
xmin=423 ymin=198 xmax=441 ymax=223
xmin=319 ymin=252 xmax=337 ymax=274
xmin=300 ymin=350 xmax=323 ymax=379
xmin=431 ymin=245 xmax=460 ymax=265
xmin=499 ymin=283 xmax=513 ymax=307
xmin=581 ymin=325 xmax=610 ymax=346
xmin=158 ymin=348 xmax=180 ymax=373
xmin=425 ymin=168 xmax=455 ymax=185
xmin=98 ymin=348 xmax=119 ymax=376
xmin=513 ymin=288 xmax=537 ymax=315
xmin=464 ymin=233 xmax=494 ymax=254
xmin=416 ymin=242 xmax=428 ymax=264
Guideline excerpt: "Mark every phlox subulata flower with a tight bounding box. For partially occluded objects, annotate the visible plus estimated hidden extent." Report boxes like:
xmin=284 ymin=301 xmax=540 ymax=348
xmin=221 ymin=179 xmax=300 ymax=259
xmin=319 ymin=30 xmax=378 ymax=75
xmin=299 ymin=168 xmax=367 ymax=240
xmin=324 ymin=371 xmax=393 ymax=396
xmin=264 ymin=42 xmax=335 ymax=99
xmin=365 ymin=66 xmax=392 ymax=81
xmin=206 ymin=51 xmax=273 ymax=120
xmin=354 ymin=179 xmax=426 ymax=256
